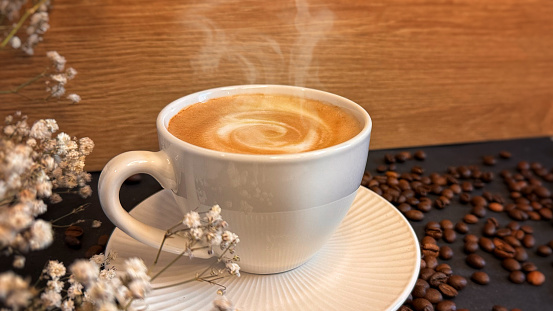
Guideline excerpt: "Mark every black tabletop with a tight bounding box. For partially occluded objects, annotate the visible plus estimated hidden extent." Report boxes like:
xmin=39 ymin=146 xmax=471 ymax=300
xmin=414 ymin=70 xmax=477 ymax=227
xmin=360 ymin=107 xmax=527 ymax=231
xmin=1 ymin=137 xmax=552 ymax=311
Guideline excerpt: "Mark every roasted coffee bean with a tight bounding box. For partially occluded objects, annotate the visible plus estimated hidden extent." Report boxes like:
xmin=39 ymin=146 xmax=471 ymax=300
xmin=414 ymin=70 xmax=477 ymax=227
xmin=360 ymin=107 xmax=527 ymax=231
xmin=429 ymin=272 xmax=448 ymax=287
xmin=398 ymin=306 xmax=414 ymax=311
xmin=424 ymin=288 xmax=443 ymax=304
xmin=482 ymin=222 xmax=496 ymax=236
xmin=398 ymin=203 xmax=413 ymax=213
xmin=508 ymin=208 xmax=528 ymax=221
xmin=492 ymin=306 xmax=509 ymax=311
xmin=384 ymin=154 xmax=396 ymax=164
xmin=413 ymin=150 xmax=427 ymax=161
xmin=527 ymin=271 xmax=546 ymax=286
xmin=64 ymin=235 xmax=81 ymax=249
xmin=522 ymin=234 xmax=535 ymax=248
xmin=426 ymin=256 xmax=439 ymax=270
xmin=512 ymin=229 xmax=525 ymax=241
xmin=463 ymin=214 xmax=479 ymax=224
xmin=438 ymin=283 xmax=458 ymax=298
xmin=412 ymin=279 xmax=430 ymax=298
xmin=406 ymin=210 xmax=425 ymax=221
xmin=454 ymin=221 xmax=469 ymax=234
xmin=499 ymin=150 xmax=512 ymax=159
xmin=464 ymin=234 xmax=478 ymax=243
xmin=124 ymin=174 xmax=143 ymax=184
xmin=459 ymin=192 xmax=471 ymax=204
xmin=495 ymin=228 xmax=512 ymax=237
xmin=447 ymin=275 xmax=467 ymax=290
xmin=488 ymin=202 xmax=504 ymax=212
xmin=85 ymin=245 xmax=104 ymax=258
xmin=422 ymin=236 xmax=438 ymax=245
xmin=536 ymin=245 xmax=553 ymax=257
xmin=449 ymin=184 xmax=462 ymax=194
xmin=425 ymin=227 xmax=443 ymax=240
xmin=493 ymin=238 xmax=515 ymax=259
xmin=439 ymin=246 xmax=454 ymax=260
xmin=471 ymin=271 xmax=490 ymax=285
xmin=470 ymin=196 xmax=487 ymax=207
xmin=514 ymin=247 xmax=528 ymax=262
xmin=538 ymin=207 xmax=553 ymax=219
xmin=482 ymin=155 xmax=496 ymax=166
xmin=509 ymin=270 xmax=526 ymax=284
xmin=97 ymin=234 xmax=110 ymax=247
xmin=520 ymin=225 xmax=533 ymax=234
xmin=503 ymin=236 xmax=522 ymax=248
xmin=466 ymin=253 xmax=486 ymax=269
xmin=435 ymin=300 xmax=456 ymax=311
xmin=65 ymin=225 xmax=84 ymax=238
xmin=478 ymin=237 xmax=495 ymax=253
xmin=471 ymin=205 xmax=487 ymax=218
xmin=441 ymin=188 xmax=454 ymax=200
xmin=420 ymin=259 xmax=427 ymax=269
xmin=501 ymin=258 xmax=521 ymax=272
xmin=442 ymin=229 xmax=456 ymax=243
xmin=422 ymin=244 xmax=440 ymax=257
xmin=435 ymin=196 xmax=450 ymax=209
xmin=521 ymin=262 xmax=538 ymax=273
xmin=460 ymin=181 xmax=473 ymax=192
xmin=435 ymin=264 xmax=452 ymax=276
xmin=464 ymin=241 xmax=479 ymax=254
xmin=420 ymin=268 xmax=436 ymax=281
xmin=534 ymin=186 xmax=551 ymax=198
xmin=439 ymin=219 xmax=454 ymax=230
xmin=412 ymin=298 xmax=434 ymax=311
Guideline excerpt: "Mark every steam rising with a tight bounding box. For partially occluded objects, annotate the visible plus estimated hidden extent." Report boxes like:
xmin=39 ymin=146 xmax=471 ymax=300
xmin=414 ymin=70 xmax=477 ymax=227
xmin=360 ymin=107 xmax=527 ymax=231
xmin=187 ymin=0 xmax=334 ymax=87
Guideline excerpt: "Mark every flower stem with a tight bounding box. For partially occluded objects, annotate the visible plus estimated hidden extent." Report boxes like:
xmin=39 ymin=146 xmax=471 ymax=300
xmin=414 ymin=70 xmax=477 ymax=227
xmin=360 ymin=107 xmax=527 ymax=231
xmin=0 ymin=0 xmax=49 ymax=49
xmin=49 ymin=203 xmax=90 ymax=224
xmin=0 ymin=71 xmax=46 ymax=94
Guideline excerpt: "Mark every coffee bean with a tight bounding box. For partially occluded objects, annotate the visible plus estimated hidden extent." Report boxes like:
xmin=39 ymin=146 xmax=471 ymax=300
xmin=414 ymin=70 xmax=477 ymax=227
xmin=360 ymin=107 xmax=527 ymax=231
xmin=447 ymin=275 xmax=467 ymax=290
xmin=425 ymin=256 xmax=439 ymax=270
xmin=470 ymin=196 xmax=487 ymax=207
xmin=464 ymin=241 xmax=479 ymax=254
xmin=85 ymin=245 xmax=104 ymax=258
xmin=64 ymin=235 xmax=81 ymax=249
xmin=471 ymin=205 xmax=487 ymax=218
xmin=482 ymin=222 xmax=496 ymax=236
xmin=436 ymin=264 xmax=453 ymax=276
xmin=439 ymin=246 xmax=454 ymax=260
xmin=437 ymin=283 xmax=458 ymax=298
xmin=459 ymin=192 xmax=471 ymax=204
xmin=424 ymin=288 xmax=443 ymax=304
xmin=435 ymin=300 xmax=456 ymax=311
xmin=509 ymin=270 xmax=526 ymax=284
xmin=414 ymin=150 xmax=427 ymax=161
xmin=396 ymin=151 xmax=412 ymax=163
xmin=499 ymin=150 xmax=512 ymax=159
xmin=538 ymin=207 xmax=553 ymax=219
xmin=521 ymin=262 xmax=538 ymax=273
xmin=65 ymin=225 xmax=84 ymax=238
xmin=418 ymin=201 xmax=433 ymax=213
xmin=406 ymin=210 xmax=425 ymax=221
xmin=422 ymin=244 xmax=440 ymax=258
xmin=492 ymin=306 xmax=509 ymax=311
xmin=482 ymin=155 xmax=496 ymax=166
xmin=493 ymin=238 xmax=516 ymax=259
xmin=488 ymin=202 xmax=504 ymax=212
xmin=471 ymin=271 xmax=490 ymax=285
xmin=442 ymin=229 xmax=457 ymax=243
xmin=503 ymin=236 xmax=521 ymax=248
xmin=522 ymin=234 xmax=535 ymax=248
xmin=412 ymin=279 xmax=430 ymax=298
xmin=449 ymin=184 xmax=462 ymax=194
xmin=454 ymin=221 xmax=469 ymax=234
xmin=422 ymin=236 xmax=437 ymax=245
xmin=384 ymin=153 xmax=396 ymax=164
xmin=412 ymin=298 xmax=434 ymax=311
xmin=398 ymin=306 xmax=414 ymax=311
xmin=420 ymin=268 xmax=436 ymax=281
xmin=466 ymin=253 xmax=486 ymax=269
xmin=514 ymin=247 xmax=528 ymax=262
xmin=478 ymin=237 xmax=495 ymax=253
xmin=97 ymin=234 xmax=110 ymax=247
xmin=429 ymin=272 xmax=448 ymax=287
xmin=463 ymin=214 xmax=479 ymax=224
xmin=527 ymin=270 xmax=545 ymax=286
xmin=501 ymin=258 xmax=521 ymax=272
xmin=536 ymin=245 xmax=553 ymax=257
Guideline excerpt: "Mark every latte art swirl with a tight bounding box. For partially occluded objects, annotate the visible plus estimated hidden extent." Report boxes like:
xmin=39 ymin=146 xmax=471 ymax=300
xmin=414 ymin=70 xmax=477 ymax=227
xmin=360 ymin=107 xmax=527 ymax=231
xmin=168 ymin=94 xmax=362 ymax=155
xmin=216 ymin=111 xmax=327 ymax=153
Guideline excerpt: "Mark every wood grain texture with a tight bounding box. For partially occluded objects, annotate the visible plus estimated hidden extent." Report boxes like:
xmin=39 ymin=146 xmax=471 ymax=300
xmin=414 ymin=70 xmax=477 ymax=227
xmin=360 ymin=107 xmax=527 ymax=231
xmin=1 ymin=0 xmax=553 ymax=170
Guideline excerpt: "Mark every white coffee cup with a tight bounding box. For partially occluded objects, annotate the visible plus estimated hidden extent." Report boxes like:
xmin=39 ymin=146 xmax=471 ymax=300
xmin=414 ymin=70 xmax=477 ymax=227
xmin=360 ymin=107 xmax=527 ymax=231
xmin=98 ymin=85 xmax=372 ymax=274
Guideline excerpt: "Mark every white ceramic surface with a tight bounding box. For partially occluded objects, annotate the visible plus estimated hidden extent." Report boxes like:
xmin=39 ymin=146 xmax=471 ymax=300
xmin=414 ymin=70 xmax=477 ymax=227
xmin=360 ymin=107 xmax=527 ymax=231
xmin=105 ymin=186 xmax=420 ymax=311
xmin=99 ymin=85 xmax=372 ymax=274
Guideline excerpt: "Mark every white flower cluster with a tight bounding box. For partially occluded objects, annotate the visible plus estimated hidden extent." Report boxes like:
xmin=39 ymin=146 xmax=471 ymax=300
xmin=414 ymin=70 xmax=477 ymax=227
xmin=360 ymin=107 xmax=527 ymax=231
xmin=45 ymin=51 xmax=80 ymax=102
xmin=1 ymin=0 xmax=52 ymax=55
xmin=179 ymin=205 xmax=241 ymax=277
xmin=0 ymin=112 xmax=94 ymax=256
xmin=0 ymin=253 xmax=153 ymax=310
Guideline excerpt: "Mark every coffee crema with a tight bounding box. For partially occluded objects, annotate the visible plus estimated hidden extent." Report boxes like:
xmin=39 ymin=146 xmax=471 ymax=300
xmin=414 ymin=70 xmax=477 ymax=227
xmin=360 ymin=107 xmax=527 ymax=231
xmin=167 ymin=93 xmax=362 ymax=155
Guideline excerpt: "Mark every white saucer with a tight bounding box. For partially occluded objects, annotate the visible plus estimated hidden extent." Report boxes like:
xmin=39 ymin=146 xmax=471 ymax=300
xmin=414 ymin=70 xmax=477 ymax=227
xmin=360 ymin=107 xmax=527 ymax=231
xmin=105 ymin=186 xmax=420 ymax=311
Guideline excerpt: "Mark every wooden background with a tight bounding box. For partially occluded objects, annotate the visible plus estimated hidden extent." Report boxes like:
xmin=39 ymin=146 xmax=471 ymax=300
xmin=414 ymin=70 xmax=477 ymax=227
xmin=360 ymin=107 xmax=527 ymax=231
xmin=1 ymin=0 xmax=553 ymax=171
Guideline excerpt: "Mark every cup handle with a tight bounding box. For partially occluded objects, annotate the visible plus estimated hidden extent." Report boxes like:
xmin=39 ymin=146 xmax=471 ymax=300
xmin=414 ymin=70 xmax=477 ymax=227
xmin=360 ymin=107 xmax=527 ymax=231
xmin=98 ymin=150 xmax=210 ymax=258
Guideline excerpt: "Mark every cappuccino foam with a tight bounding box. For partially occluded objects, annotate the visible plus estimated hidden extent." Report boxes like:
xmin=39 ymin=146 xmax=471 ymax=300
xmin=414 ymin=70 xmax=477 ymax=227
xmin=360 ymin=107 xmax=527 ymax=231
xmin=167 ymin=94 xmax=362 ymax=155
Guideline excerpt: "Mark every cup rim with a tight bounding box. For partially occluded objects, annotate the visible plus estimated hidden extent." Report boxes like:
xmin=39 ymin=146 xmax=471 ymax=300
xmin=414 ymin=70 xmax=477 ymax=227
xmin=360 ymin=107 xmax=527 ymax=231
xmin=157 ymin=84 xmax=372 ymax=162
